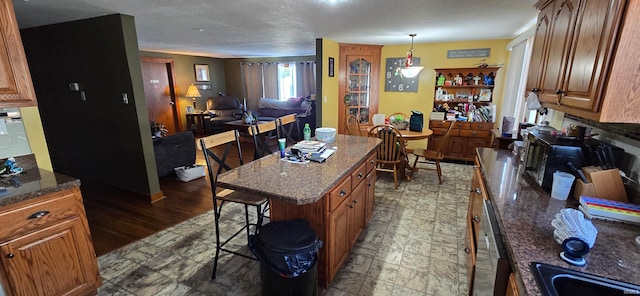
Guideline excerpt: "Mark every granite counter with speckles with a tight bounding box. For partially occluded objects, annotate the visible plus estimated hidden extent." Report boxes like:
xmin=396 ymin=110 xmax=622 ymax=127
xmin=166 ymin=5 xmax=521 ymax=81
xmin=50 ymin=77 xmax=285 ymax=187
xmin=217 ymin=134 xmax=381 ymax=205
xmin=0 ymin=154 xmax=80 ymax=208
xmin=477 ymin=148 xmax=640 ymax=295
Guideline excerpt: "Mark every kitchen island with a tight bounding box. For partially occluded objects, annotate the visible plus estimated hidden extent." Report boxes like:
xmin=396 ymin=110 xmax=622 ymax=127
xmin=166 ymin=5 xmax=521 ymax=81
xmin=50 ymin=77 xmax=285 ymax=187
xmin=217 ymin=134 xmax=381 ymax=288
xmin=476 ymin=148 xmax=640 ymax=295
xmin=0 ymin=155 xmax=101 ymax=295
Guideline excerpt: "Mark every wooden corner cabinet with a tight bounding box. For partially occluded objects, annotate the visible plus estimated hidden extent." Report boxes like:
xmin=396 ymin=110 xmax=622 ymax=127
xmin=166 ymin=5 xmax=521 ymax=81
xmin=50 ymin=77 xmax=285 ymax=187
xmin=526 ymin=0 xmax=640 ymax=123
xmin=338 ymin=44 xmax=382 ymax=134
xmin=0 ymin=0 xmax=38 ymax=108
xmin=0 ymin=187 xmax=101 ymax=295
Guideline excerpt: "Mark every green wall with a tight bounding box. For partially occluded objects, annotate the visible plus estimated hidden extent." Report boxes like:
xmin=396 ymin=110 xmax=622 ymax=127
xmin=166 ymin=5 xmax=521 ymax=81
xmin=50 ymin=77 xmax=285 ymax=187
xmin=21 ymin=14 xmax=160 ymax=198
xmin=138 ymin=51 xmax=226 ymax=130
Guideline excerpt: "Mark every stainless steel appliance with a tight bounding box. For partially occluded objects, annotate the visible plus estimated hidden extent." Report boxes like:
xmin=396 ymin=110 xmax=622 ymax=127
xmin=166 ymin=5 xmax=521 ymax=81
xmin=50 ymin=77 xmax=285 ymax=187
xmin=472 ymin=199 xmax=510 ymax=296
xmin=522 ymin=130 xmax=624 ymax=191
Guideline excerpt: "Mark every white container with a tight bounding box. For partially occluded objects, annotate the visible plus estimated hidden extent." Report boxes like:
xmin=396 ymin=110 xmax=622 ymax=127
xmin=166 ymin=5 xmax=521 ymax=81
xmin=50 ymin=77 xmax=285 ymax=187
xmin=315 ymin=127 xmax=336 ymax=143
xmin=174 ymin=165 xmax=205 ymax=182
xmin=551 ymin=171 xmax=575 ymax=200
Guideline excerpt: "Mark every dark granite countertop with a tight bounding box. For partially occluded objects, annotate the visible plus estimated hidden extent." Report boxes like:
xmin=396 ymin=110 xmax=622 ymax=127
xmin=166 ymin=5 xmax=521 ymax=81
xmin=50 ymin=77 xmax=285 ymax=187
xmin=0 ymin=155 xmax=80 ymax=208
xmin=477 ymin=148 xmax=640 ymax=295
xmin=217 ymin=134 xmax=381 ymax=205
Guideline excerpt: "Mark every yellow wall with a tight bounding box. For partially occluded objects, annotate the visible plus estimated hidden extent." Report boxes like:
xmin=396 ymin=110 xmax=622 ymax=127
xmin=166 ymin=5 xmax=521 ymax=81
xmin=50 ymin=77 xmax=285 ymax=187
xmin=321 ymin=39 xmax=340 ymax=128
xmin=20 ymin=106 xmax=52 ymax=170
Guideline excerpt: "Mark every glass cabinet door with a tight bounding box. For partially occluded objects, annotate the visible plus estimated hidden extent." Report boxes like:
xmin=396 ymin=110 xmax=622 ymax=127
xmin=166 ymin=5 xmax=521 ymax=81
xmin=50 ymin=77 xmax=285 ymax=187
xmin=347 ymin=58 xmax=371 ymax=125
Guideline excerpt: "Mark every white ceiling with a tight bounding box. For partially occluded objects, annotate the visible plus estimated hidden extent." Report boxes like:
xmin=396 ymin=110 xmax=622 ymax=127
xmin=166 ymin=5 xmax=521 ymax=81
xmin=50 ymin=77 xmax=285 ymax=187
xmin=12 ymin=0 xmax=538 ymax=58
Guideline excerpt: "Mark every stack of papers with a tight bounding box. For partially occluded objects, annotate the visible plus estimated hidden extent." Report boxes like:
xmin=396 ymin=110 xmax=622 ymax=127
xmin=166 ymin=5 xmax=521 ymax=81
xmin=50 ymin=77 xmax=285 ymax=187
xmin=578 ymin=196 xmax=640 ymax=224
xmin=292 ymin=140 xmax=326 ymax=154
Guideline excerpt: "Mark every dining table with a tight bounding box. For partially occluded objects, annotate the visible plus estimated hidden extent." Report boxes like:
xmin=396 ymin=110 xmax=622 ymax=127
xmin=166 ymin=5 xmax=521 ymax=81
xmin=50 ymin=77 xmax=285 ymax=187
xmin=394 ymin=128 xmax=433 ymax=182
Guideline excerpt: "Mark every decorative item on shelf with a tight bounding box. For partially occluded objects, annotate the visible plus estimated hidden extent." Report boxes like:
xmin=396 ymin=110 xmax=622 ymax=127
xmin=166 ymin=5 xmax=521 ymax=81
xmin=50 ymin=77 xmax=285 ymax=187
xmin=185 ymin=84 xmax=201 ymax=109
xmin=150 ymin=121 xmax=168 ymax=138
xmin=483 ymin=72 xmax=495 ymax=86
xmin=242 ymin=110 xmax=256 ymax=124
xmin=437 ymin=74 xmax=445 ymax=86
xmin=399 ymin=34 xmax=424 ymax=78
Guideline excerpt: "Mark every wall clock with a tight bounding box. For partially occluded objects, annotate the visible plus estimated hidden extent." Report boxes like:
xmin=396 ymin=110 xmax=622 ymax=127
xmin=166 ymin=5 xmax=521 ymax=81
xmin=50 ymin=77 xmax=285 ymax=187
xmin=384 ymin=57 xmax=420 ymax=92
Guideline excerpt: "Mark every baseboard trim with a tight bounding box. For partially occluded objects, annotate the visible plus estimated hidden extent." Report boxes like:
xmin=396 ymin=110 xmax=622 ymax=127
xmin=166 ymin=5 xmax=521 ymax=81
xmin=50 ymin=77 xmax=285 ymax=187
xmin=150 ymin=191 xmax=166 ymax=203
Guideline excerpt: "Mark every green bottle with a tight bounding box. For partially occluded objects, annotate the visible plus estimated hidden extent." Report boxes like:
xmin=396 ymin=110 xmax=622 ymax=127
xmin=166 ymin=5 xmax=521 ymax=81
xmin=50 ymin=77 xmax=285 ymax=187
xmin=303 ymin=123 xmax=311 ymax=141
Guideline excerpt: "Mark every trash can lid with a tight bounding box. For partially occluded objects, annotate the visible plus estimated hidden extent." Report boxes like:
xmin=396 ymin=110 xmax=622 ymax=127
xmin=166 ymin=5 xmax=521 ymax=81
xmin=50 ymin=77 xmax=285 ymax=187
xmin=256 ymin=219 xmax=319 ymax=253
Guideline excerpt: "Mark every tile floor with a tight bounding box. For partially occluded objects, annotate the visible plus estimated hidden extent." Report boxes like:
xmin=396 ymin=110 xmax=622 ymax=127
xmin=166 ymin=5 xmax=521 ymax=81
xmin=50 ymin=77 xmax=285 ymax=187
xmin=97 ymin=160 xmax=473 ymax=296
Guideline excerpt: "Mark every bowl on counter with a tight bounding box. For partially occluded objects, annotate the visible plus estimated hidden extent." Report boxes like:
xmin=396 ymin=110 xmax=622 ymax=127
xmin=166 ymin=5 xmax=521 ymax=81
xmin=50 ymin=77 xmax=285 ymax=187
xmin=315 ymin=127 xmax=336 ymax=143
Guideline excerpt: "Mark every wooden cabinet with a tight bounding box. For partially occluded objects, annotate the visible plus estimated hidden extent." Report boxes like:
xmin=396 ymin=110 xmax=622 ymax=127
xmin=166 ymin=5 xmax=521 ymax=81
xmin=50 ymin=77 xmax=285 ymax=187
xmin=428 ymin=120 xmax=493 ymax=162
xmin=434 ymin=67 xmax=499 ymax=110
xmin=0 ymin=187 xmax=100 ymax=295
xmin=0 ymin=0 xmax=37 ymax=107
xmin=506 ymin=272 xmax=520 ymax=296
xmin=527 ymin=0 xmax=640 ymax=123
xmin=328 ymin=194 xmax=351 ymax=279
xmin=338 ymin=44 xmax=382 ymax=134
xmin=465 ymin=162 xmax=489 ymax=295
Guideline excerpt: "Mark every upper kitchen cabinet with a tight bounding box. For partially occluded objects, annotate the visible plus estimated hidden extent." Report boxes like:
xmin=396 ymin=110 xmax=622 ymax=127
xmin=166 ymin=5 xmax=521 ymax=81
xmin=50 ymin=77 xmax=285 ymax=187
xmin=338 ymin=44 xmax=382 ymax=134
xmin=0 ymin=0 xmax=37 ymax=107
xmin=526 ymin=0 xmax=640 ymax=123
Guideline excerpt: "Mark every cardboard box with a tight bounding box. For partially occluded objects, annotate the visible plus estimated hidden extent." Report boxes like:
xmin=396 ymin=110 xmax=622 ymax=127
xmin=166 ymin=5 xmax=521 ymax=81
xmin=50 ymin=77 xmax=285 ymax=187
xmin=573 ymin=166 xmax=627 ymax=202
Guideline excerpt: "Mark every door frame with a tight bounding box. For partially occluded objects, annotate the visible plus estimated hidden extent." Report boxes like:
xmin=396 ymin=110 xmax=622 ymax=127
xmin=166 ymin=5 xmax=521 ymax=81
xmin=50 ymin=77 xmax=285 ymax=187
xmin=140 ymin=57 xmax=182 ymax=132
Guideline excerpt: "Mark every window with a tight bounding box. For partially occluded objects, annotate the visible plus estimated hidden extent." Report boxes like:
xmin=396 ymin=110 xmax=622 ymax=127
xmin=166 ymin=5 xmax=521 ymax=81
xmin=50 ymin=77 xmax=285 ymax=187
xmin=278 ymin=63 xmax=297 ymax=101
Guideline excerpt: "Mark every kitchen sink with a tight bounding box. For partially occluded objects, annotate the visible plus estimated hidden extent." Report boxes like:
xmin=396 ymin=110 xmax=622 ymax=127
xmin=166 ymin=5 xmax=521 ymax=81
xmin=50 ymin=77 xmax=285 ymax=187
xmin=530 ymin=262 xmax=640 ymax=296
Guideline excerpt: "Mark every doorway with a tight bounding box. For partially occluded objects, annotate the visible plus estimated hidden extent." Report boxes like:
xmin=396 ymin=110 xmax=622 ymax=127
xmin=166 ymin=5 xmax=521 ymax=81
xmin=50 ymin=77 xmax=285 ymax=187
xmin=140 ymin=57 xmax=180 ymax=134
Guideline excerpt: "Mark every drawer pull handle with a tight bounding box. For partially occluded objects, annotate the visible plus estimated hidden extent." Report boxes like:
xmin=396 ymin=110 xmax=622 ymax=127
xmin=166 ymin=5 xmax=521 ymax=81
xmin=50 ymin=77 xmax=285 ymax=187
xmin=7 ymin=253 xmax=14 ymax=259
xmin=464 ymin=247 xmax=470 ymax=254
xmin=370 ymin=160 xmax=375 ymax=165
xmin=358 ymin=173 xmax=363 ymax=178
xmin=27 ymin=211 xmax=50 ymax=220
xmin=352 ymin=199 xmax=358 ymax=204
xmin=340 ymin=190 xmax=347 ymax=197
xmin=473 ymin=215 xmax=480 ymax=223
xmin=349 ymin=205 xmax=354 ymax=209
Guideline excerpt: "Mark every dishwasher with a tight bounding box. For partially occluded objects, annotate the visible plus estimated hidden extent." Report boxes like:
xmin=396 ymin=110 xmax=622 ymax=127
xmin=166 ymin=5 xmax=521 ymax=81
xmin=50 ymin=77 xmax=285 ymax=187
xmin=472 ymin=199 xmax=511 ymax=296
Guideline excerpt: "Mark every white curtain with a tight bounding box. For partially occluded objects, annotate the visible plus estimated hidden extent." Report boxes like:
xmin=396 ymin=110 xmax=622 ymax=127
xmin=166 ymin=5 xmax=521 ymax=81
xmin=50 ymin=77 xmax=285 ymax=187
xmin=296 ymin=61 xmax=316 ymax=98
xmin=241 ymin=63 xmax=264 ymax=111
xmin=263 ymin=63 xmax=279 ymax=99
xmin=499 ymin=36 xmax=533 ymax=132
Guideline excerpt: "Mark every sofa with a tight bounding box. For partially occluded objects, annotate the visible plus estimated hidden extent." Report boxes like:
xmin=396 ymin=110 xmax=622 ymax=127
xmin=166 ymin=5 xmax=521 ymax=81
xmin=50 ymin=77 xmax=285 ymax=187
xmin=205 ymin=96 xmax=243 ymax=134
xmin=254 ymin=97 xmax=315 ymax=139
xmin=153 ymin=131 xmax=196 ymax=177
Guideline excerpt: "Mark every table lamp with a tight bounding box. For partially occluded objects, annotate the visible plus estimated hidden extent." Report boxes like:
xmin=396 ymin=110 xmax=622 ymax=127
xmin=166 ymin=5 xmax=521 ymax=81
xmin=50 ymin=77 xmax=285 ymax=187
xmin=185 ymin=84 xmax=201 ymax=110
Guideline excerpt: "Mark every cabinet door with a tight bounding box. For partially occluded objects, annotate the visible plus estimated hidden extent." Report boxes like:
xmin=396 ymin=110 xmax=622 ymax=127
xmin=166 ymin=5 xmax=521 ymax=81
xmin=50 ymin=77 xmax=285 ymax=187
xmin=538 ymin=0 xmax=581 ymax=105
xmin=350 ymin=180 xmax=366 ymax=247
xmin=526 ymin=1 xmax=554 ymax=94
xmin=448 ymin=136 xmax=467 ymax=159
xmin=466 ymin=137 xmax=490 ymax=160
xmin=470 ymin=167 xmax=485 ymax=242
xmin=464 ymin=217 xmax=476 ymax=293
xmin=0 ymin=0 xmax=37 ymax=107
xmin=0 ymin=218 xmax=99 ymax=296
xmin=560 ymin=0 xmax=624 ymax=111
xmin=328 ymin=200 xmax=351 ymax=281
xmin=364 ymin=171 xmax=376 ymax=225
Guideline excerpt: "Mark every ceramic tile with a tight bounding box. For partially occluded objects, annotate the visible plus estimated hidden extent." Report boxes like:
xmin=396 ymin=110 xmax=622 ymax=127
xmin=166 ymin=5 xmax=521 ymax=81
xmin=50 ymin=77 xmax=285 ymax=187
xmin=96 ymin=162 xmax=474 ymax=296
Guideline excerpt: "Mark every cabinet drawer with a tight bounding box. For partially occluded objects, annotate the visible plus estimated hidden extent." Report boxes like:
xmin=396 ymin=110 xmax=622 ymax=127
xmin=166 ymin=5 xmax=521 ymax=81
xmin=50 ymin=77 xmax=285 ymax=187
xmin=432 ymin=128 xmax=460 ymax=136
xmin=429 ymin=120 xmax=452 ymax=128
xmin=328 ymin=176 xmax=352 ymax=213
xmin=0 ymin=191 xmax=79 ymax=239
xmin=470 ymin=122 xmax=494 ymax=131
xmin=460 ymin=130 xmax=490 ymax=138
xmin=351 ymin=162 xmax=367 ymax=187
xmin=366 ymin=153 xmax=377 ymax=174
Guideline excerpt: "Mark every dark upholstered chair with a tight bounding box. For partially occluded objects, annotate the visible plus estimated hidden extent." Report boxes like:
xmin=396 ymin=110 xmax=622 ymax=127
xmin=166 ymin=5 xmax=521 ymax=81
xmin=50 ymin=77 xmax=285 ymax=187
xmin=205 ymin=96 xmax=243 ymax=134
xmin=153 ymin=131 xmax=196 ymax=177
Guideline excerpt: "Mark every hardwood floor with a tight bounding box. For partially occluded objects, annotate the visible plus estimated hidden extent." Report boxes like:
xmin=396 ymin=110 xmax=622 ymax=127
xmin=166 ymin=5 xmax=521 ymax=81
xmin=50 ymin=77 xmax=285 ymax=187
xmin=82 ymin=139 xmax=261 ymax=256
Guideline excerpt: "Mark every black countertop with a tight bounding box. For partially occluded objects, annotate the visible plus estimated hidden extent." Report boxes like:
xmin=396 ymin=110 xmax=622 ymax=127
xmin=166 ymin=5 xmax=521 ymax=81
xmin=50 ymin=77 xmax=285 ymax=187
xmin=0 ymin=155 xmax=80 ymax=208
xmin=477 ymin=148 xmax=640 ymax=295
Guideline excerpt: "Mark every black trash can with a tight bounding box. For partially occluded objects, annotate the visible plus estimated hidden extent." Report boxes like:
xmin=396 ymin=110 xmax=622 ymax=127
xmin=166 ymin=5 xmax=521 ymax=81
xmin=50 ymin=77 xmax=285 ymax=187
xmin=250 ymin=219 xmax=323 ymax=296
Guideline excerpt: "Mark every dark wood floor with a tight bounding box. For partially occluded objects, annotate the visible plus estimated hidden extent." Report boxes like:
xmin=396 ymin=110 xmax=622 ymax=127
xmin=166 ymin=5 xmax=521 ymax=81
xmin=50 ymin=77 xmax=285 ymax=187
xmin=81 ymin=139 xmax=259 ymax=256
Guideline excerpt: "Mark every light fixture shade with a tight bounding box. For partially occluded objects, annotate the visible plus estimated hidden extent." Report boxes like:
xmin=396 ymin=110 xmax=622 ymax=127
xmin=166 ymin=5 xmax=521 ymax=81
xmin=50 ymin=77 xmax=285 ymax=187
xmin=185 ymin=84 xmax=201 ymax=98
xmin=400 ymin=66 xmax=424 ymax=78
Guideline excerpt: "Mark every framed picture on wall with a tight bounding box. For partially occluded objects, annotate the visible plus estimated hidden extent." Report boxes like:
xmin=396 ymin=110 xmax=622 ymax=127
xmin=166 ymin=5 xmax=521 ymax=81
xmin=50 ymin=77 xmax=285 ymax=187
xmin=328 ymin=57 xmax=335 ymax=77
xmin=195 ymin=64 xmax=210 ymax=82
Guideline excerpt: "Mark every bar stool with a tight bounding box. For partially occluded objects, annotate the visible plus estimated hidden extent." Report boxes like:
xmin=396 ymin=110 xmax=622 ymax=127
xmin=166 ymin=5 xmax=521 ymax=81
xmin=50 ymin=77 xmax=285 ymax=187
xmin=198 ymin=130 xmax=268 ymax=280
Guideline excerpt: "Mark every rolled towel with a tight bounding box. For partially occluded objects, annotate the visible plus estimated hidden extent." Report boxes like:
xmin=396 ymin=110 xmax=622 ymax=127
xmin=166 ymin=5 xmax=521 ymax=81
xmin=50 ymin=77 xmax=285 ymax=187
xmin=525 ymin=92 xmax=542 ymax=110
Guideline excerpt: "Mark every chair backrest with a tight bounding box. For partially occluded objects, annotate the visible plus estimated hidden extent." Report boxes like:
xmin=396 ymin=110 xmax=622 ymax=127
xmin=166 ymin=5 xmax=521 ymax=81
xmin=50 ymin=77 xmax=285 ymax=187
xmin=276 ymin=114 xmax=298 ymax=144
xmin=435 ymin=120 xmax=456 ymax=155
xmin=368 ymin=125 xmax=404 ymax=164
xmin=248 ymin=121 xmax=277 ymax=159
xmin=198 ymin=130 xmax=243 ymax=192
xmin=345 ymin=114 xmax=361 ymax=136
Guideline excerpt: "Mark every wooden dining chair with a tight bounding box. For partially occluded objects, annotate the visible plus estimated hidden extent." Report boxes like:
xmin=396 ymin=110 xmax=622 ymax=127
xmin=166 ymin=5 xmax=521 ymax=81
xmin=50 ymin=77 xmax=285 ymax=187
xmin=345 ymin=114 xmax=362 ymax=136
xmin=198 ymin=130 xmax=268 ymax=280
xmin=276 ymin=113 xmax=299 ymax=144
xmin=410 ymin=120 xmax=456 ymax=184
xmin=368 ymin=124 xmax=406 ymax=189
xmin=248 ymin=120 xmax=278 ymax=160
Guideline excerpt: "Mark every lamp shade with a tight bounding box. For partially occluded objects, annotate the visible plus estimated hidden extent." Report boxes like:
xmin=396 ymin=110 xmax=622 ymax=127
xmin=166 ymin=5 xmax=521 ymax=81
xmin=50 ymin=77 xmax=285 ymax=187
xmin=185 ymin=84 xmax=201 ymax=98
xmin=400 ymin=66 xmax=424 ymax=78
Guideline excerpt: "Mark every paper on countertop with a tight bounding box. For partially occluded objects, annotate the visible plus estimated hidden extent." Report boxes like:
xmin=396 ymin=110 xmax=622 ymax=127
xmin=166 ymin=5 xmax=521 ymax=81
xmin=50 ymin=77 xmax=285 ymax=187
xmin=0 ymin=118 xmax=7 ymax=135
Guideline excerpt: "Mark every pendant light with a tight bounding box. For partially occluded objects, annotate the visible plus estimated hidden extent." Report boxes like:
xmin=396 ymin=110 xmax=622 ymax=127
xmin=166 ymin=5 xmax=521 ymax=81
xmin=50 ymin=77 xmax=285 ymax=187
xmin=400 ymin=34 xmax=424 ymax=78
